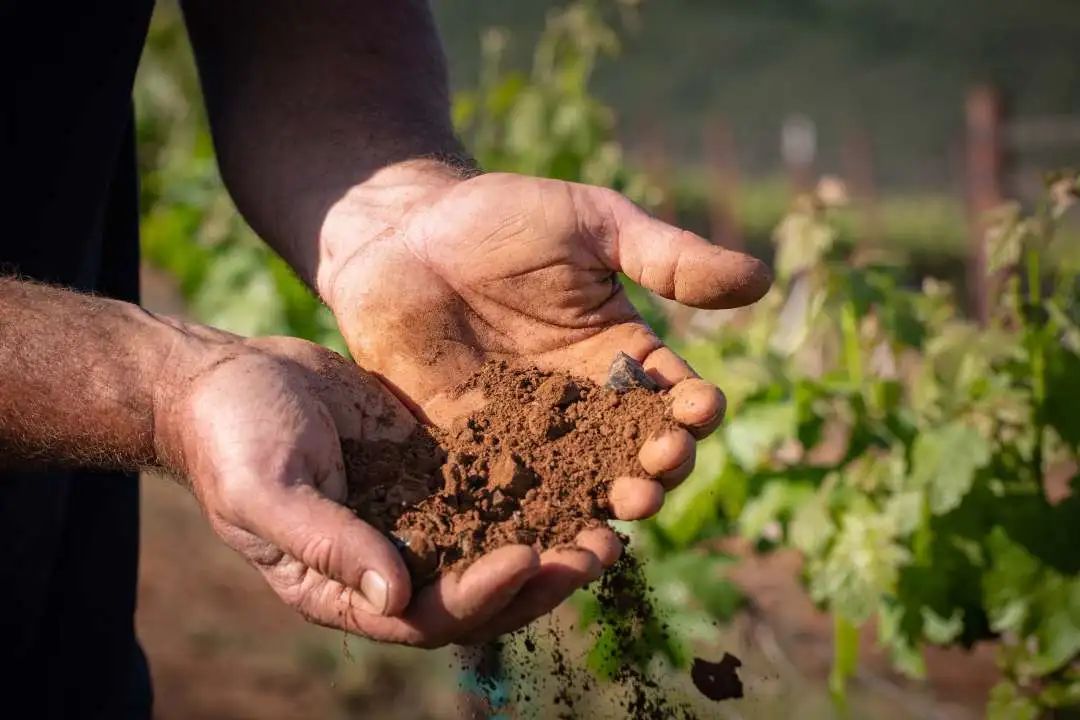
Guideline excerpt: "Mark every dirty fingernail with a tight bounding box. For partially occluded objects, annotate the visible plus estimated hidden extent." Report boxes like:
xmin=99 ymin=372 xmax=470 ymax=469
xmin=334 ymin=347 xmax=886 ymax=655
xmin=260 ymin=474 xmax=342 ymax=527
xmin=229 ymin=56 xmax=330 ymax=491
xmin=360 ymin=570 xmax=389 ymax=614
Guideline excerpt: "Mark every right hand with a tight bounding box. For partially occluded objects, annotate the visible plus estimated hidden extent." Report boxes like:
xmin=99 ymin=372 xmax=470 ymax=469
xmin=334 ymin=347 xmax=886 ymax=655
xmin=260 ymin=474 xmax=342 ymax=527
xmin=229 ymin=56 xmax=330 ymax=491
xmin=155 ymin=335 xmax=620 ymax=647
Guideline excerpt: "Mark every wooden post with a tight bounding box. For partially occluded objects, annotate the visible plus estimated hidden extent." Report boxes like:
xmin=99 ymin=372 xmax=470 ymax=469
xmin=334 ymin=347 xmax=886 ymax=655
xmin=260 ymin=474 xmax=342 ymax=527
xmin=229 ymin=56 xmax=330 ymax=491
xmin=703 ymin=117 xmax=744 ymax=250
xmin=840 ymin=127 xmax=882 ymax=250
xmin=965 ymin=85 xmax=1006 ymax=324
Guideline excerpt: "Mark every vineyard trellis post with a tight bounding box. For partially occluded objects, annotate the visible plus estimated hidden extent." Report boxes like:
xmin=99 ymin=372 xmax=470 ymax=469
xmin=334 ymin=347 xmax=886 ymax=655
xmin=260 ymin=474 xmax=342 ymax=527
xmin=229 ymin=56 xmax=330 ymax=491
xmin=965 ymin=85 xmax=1007 ymax=324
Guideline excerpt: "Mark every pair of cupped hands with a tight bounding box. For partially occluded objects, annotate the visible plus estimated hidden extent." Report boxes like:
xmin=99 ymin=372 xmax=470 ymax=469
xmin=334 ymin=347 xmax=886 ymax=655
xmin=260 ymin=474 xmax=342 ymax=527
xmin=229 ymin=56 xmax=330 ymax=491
xmin=161 ymin=171 xmax=770 ymax=648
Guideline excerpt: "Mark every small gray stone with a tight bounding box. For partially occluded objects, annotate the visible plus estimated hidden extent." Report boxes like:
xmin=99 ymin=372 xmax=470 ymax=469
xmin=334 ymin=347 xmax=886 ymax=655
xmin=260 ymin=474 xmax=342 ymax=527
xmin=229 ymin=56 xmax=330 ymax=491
xmin=606 ymin=351 xmax=659 ymax=392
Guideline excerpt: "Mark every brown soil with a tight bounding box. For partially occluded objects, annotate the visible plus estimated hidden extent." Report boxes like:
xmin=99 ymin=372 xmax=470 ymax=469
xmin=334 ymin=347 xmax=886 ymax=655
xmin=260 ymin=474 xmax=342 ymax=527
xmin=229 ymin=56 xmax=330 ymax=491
xmin=342 ymin=358 xmax=674 ymax=585
xmin=344 ymin=358 xmax=718 ymax=716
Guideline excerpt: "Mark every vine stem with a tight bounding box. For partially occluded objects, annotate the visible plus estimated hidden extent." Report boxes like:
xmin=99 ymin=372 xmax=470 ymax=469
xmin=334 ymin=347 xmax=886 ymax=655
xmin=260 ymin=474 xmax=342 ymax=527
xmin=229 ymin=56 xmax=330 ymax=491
xmin=829 ymin=295 xmax=864 ymax=710
xmin=1025 ymin=242 xmax=1046 ymax=492
xmin=829 ymin=615 xmax=858 ymax=715
xmin=841 ymin=299 xmax=864 ymax=387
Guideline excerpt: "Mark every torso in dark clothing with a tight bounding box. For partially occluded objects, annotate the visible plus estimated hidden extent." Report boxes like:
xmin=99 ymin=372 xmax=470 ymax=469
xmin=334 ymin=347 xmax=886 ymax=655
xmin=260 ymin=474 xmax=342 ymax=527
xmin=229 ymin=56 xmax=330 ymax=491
xmin=3 ymin=2 xmax=156 ymax=717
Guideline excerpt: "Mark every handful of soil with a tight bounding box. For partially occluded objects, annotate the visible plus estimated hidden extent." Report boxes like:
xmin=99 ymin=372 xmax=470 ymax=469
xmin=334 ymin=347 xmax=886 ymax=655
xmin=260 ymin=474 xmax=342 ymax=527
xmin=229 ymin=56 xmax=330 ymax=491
xmin=342 ymin=355 xmax=674 ymax=586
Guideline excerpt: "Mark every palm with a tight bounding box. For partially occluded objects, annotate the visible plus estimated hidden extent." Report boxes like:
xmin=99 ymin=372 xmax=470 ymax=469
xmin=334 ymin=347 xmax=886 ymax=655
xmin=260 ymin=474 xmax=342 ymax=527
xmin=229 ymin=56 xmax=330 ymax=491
xmin=332 ymin=173 xmax=768 ymax=421
xmin=177 ymin=336 xmax=621 ymax=646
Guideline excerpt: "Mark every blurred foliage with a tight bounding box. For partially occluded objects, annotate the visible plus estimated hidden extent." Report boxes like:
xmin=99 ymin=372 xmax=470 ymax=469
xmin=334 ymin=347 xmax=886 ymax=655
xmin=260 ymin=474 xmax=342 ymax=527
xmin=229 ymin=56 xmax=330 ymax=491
xmin=135 ymin=1 xmax=1008 ymax=348
xmin=653 ymin=171 xmax=1080 ymax=714
xmin=135 ymin=3 xmax=346 ymax=351
xmin=437 ymin=0 xmax=1080 ymax=189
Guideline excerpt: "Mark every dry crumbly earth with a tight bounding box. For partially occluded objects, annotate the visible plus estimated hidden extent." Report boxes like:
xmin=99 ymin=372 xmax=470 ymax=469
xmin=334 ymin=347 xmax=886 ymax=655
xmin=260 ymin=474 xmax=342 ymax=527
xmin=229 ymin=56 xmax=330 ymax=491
xmin=342 ymin=360 xmax=675 ymax=585
xmin=341 ymin=358 xmax=711 ymax=717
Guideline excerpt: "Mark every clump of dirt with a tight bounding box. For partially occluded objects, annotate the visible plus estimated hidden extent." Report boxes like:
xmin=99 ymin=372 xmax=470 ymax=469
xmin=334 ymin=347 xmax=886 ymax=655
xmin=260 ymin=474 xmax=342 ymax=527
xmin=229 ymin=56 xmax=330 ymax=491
xmin=342 ymin=356 xmax=674 ymax=585
xmin=342 ymin=356 xmax=744 ymax=716
xmin=691 ymin=653 xmax=744 ymax=702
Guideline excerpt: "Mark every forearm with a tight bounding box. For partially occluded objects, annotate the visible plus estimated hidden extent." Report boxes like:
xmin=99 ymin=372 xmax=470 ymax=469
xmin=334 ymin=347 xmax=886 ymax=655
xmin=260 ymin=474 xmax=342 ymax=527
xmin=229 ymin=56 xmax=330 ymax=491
xmin=0 ymin=277 xmax=234 ymax=471
xmin=182 ymin=0 xmax=473 ymax=294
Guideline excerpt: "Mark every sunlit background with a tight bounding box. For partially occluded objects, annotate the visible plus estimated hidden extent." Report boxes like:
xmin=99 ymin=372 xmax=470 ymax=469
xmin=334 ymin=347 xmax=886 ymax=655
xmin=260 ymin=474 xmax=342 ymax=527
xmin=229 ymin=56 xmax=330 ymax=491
xmin=134 ymin=2 xmax=1080 ymax=718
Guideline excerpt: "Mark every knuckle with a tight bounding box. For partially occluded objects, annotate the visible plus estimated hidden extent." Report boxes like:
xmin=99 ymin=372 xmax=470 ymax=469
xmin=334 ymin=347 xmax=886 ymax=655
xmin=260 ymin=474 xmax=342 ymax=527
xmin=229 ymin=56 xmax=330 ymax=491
xmin=297 ymin=533 xmax=338 ymax=578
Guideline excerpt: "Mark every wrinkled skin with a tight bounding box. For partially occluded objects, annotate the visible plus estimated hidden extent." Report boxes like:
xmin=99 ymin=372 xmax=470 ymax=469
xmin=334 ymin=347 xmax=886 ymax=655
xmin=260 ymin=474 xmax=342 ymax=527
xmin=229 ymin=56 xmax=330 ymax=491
xmin=314 ymin=171 xmax=771 ymax=642
xmin=324 ymin=172 xmax=771 ymax=518
xmin=161 ymin=336 xmax=622 ymax=647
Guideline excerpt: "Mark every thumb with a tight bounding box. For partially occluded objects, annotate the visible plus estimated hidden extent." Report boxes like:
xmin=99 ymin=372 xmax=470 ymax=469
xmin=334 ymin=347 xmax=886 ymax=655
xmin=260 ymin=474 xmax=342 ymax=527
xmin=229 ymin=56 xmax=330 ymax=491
xmin=242 ymin=481 xmax=413 ymax=617
xmin=589 ymin=188 xmax=772 ymax=309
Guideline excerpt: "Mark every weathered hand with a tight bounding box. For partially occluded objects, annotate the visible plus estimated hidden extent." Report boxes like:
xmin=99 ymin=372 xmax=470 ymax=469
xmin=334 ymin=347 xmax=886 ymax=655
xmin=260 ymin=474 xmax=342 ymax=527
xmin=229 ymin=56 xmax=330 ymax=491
xmin=156 ymin=336 xmax=619 ymax=647
xmin=322 ymin=170 xmax=772 ymax=519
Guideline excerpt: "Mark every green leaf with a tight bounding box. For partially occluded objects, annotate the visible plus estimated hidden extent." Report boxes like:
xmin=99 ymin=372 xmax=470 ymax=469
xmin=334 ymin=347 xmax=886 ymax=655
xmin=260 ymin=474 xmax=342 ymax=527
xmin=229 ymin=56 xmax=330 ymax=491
xmin=987 ymin=681 xmax=1041 ymax=720
xmin=646 ymin=551 xmax=743 ymax=621
xmin=723 ymin=402 xmax=797 ymax=471
xmin=842 ymin=448 xmax=905 ymax=494
xmin=877 ymin=601 xmax=927 ymax=678
xmin=984 ymin=528 xmax=1080 ymax=676
xmin=984 ymin=201 xmax=1027 ymax=275
xmin=809 ymin=510 xmax=910 ymax=623
xmin=921 ymin=606 xmax=963 ymax=644
xmin=790 ymin=497 xmax=834 ymax=557
xmin=909 ymin=422 xmax=991 ymax=515
xmin=883 ymin=489 xmax=923 ymax=537
xmin=738 ymin=481 xmax=814 ymax=542
xmin=1039 ymin=670 xmax=1080 ymax=708
xmin=655 ymin=440 xmax=738 ymax=546
xmin=1044 ymin=342 xmax=1080 ymax=449
xmin=585 ymin=623 xmax=621 ymax=680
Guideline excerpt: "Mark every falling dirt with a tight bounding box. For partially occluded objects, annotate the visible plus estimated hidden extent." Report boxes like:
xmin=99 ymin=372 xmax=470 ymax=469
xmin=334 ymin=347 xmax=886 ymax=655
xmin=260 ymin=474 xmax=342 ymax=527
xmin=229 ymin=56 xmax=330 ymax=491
xmin=342 ymin=355 xmax=742 ymax=717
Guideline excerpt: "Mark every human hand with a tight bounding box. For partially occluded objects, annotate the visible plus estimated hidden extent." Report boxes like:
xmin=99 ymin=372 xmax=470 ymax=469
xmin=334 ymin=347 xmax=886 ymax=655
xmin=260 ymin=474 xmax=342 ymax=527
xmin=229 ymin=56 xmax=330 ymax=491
xmin=154 ymin=335 xmax=619 ymax=647
xmin=320 ymin=168 xmax=772 ymax=520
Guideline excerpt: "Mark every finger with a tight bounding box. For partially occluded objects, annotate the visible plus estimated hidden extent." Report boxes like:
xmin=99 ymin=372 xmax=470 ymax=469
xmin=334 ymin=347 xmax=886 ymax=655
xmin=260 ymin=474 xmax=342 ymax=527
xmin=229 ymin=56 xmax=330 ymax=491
xmin=457 ymin=545 xmax=604 ymax=644
xmin=242 ymin=483 xmax=412 ymax=617
xmin=574 ymin=526 xmax=623 ymax=567
xmin=657 ymin=452 xmax=695 ymax=490
xmin=639 ymin=428 xmax=696 ymax=476
xmin=276 ymin=544 xmax=540 ymax=648
xmin=669 ymin=379 xmax=727 ymax=438
xmin=609 ymin=476 xmax=665 ymax=519
xmin=587 ymin=187 xmax=772 ymax=309
xmin=351 ymin=544 xmax=540 ymax=647
xmin=642 ymin=346 xmax=697 ymax=388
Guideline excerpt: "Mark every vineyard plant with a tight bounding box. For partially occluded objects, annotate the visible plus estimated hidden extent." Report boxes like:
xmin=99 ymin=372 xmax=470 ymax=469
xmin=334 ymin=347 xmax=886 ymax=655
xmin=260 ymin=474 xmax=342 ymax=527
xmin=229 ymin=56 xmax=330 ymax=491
xmin=136 ymin=1 xmax=1080 ymax=715
xmin=656 ymin=173 xmax=1080 ymax=717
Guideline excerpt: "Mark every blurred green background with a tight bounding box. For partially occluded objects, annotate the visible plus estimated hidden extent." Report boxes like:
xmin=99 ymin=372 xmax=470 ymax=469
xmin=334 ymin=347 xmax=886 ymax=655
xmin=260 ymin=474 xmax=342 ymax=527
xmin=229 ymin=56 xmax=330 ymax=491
xmin=133 ymin=1 xmax=1080 ymax=719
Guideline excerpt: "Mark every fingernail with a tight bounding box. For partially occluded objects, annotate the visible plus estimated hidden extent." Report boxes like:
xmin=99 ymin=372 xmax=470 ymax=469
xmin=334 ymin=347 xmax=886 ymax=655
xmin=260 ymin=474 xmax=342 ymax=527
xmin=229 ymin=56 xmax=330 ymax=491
xmin=360 ymin=570 xmax=389 ymax=615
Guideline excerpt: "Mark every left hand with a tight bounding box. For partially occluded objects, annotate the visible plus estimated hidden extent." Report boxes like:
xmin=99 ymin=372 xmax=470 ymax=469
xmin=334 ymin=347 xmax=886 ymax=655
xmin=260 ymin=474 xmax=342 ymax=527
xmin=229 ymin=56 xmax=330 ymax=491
xmin=320 ymin=169 xmax=772 ymax=521
xmin=159 ymin=335 xmax=621 ymax=647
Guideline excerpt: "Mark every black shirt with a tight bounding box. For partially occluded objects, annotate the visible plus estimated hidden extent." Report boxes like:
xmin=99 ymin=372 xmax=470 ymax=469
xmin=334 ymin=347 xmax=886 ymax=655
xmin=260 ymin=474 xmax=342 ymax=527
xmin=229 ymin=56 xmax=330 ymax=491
xmin=3 ymin=2 xmax=156 ymax=717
